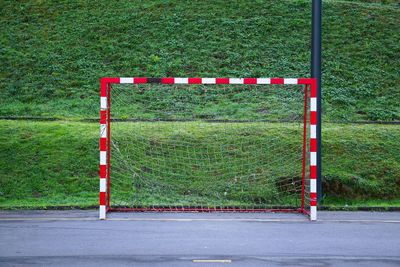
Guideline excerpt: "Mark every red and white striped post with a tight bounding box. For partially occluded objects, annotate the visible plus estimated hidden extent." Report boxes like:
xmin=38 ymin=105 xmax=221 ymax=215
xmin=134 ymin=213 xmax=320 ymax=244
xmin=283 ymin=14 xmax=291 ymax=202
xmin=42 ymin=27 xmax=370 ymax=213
xmin=309 ymin=79 xmax=318 ymax=221
xmin=99 ymin=78 xmax=108 ymax=219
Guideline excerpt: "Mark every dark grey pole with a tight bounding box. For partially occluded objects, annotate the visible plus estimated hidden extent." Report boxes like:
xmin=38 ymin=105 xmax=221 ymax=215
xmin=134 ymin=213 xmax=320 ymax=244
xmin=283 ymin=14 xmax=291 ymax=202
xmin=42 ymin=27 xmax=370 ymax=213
xmin=311 ymin=0 xmax=322 ymax=202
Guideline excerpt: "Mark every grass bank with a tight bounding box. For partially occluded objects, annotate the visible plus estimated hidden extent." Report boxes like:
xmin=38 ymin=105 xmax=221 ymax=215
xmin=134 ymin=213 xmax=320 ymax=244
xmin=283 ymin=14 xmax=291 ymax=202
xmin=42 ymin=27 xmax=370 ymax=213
xmin=0 ymin=0 xmax=399 ymax=121
xmin=0 ymin=120 xmax=399 ymax=209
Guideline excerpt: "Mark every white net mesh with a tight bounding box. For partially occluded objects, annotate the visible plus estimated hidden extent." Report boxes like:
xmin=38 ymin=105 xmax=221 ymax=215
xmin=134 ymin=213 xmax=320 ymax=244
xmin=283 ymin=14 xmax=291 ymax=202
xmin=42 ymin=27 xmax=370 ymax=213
xmin=108 ymin=83 xmax=310 ymax=211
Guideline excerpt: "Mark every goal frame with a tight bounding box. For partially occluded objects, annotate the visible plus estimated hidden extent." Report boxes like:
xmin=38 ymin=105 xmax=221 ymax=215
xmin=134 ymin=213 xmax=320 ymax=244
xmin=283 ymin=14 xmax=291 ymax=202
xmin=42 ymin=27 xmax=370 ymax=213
xmin=99 ymin=77 xmax=318 ymax=220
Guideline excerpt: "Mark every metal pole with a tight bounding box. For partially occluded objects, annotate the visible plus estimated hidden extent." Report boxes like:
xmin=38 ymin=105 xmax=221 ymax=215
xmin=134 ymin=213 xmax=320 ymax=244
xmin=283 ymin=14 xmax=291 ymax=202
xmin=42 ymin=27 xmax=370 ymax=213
xmin=311 ymin=0 xmax=322 ymax=202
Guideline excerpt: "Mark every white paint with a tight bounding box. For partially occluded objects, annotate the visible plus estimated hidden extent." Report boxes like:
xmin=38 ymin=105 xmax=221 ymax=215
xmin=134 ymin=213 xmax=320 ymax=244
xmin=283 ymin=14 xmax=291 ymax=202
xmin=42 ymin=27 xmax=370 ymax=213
xmin=202 ymin=78 xmax=216 ymax=84
xmin=99 ymin=205 xmax=106 ymax=220
xmin=100 ymin=97 xmax=107 ymax=109
xmin=120 ymin=77 xmax=133 ymax=83
xmin=310 ymin=125 xmax=317 ymax=138
xmin=175 ymin=78 xmax=188 ymax=84
xmin=310 ymin=206 xmax=317 ymax=221
xmin=100 ymin=124 xmax=107 ymax=138
xmin=310 ymin=179 xmax=317 ymax=193
xmin=284 ymin=78 xmax=298 ymax=84
xmin=310 ymin=97 xmax=317 ymax=112
xmin=310 ymin=152 xmax=317 ymax=166
xmin=193 ymin=260 xmax=232 ymax=263
xmin=229 ymin=78 xmax=244 ymax=84
xmin=100 ymin=178 xmax=107 ymax=192
xmin=100 ymin=151 xmax=107 ymax=165
xmin=256 ymin=78 xmax=271 ymax=84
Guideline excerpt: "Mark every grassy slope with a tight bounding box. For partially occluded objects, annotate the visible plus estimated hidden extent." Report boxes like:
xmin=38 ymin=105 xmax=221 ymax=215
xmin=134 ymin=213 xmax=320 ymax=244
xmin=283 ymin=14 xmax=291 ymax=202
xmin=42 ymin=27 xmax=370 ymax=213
xmin=0 ymin=1 xmax=399 ymax=209
xmin=0 ymin=120 xmax=399 ymax=209
xmin=0 ymin=121 xmax=98 ymax=208
xmin=0 ymin=0 xmax=399 ymax=121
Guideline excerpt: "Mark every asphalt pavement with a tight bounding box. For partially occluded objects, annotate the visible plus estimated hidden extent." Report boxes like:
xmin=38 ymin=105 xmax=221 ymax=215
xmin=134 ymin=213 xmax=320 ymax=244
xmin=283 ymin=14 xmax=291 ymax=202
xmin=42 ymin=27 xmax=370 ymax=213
xmin=0 ymin=210 xmax=399 ymax=267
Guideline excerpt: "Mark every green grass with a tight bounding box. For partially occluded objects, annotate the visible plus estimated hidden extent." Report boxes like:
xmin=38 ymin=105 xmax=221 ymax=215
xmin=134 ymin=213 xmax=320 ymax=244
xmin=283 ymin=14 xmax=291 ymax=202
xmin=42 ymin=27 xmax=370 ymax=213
xmin=0 ymin=120 xmax=399 ymax=209
xmin=110 ymin=83 xmax=306 ymax=122
xmin=0 ymin=121 xmax=98 ymax=209
xmin=110 ymin=121 xmax=306 ymax=208
xmin=0 ymin=0 xmax=399 ymax=121
xmin=0 ymin=1 xmax=399 ymax=209
xmin=321 ymin=197 xmax=400 ymax=210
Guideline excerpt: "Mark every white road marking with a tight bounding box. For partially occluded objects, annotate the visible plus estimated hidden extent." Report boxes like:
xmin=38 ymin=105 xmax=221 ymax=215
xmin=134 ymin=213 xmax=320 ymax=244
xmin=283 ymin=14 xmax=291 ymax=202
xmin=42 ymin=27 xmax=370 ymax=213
xmin=193 ymin=259 xmax=232 ymax=263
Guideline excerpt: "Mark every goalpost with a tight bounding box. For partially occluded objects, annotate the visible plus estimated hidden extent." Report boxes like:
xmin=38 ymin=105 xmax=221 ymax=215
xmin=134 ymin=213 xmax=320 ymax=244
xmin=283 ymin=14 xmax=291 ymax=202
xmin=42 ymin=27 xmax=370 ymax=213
xmin=99 ymin=77 xmax=318 ymax=220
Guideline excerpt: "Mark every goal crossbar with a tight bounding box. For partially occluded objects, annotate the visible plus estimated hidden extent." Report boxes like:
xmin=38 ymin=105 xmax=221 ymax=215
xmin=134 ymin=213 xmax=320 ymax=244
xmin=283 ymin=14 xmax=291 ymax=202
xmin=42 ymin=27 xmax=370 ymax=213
xmin=99 ymin=77 xmax=318 ymax=220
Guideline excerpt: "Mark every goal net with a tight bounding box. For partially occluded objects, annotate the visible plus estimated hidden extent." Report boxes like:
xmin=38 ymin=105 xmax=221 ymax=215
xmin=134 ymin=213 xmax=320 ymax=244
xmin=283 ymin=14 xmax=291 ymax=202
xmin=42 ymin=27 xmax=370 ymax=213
xmin=99 ymin=78 xmax=318 ymax=220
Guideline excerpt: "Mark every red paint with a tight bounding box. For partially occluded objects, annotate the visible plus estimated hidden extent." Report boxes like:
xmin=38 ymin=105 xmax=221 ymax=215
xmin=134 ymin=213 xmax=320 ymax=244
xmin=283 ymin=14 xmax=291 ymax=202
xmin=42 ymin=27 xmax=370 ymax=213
xmin=270 ymin=78 xmax=284 ymax=84
xmin=100 ymin=80 xmax=107 ymax=97
xmin=310 ymin=138 xmax=317 ymax=152
xmin=100 ymin=138 xmax=107 ymax=151
xmin=101 ymin=77 xmax=120 ymax=84
xmin=99 ymin=165 xmax=106 ymax=178
xmin=188 ymin=78 xmax=202 ymax=84
xmin=244 ymin=78 xmax=257 ymax=84
xmin=216 ymin=78 xmax=230 ymax=84
xmin=162 ymin=77 xmax=175 ymax=84
xmin=310 ymin=79 xmax=317 ymax=97
xmin=310 ymin=166 xmax=317 ymax=179
xmin=310 ymin=111 xmax=317 ymax=125
xmin=101 ymin=78 xmax=120 ymax=96
xmin=134 ymin=77 xmax=148 ymax=84
xmin=310 ymin=192 xmax=317 ymax=206
xmin=99 ymin=192 xmax=106 ymax=205
xmin=297 ymin=78 xmax=311 ymax=85
xmin=100 ymin=110 xmax=107 ymax=124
